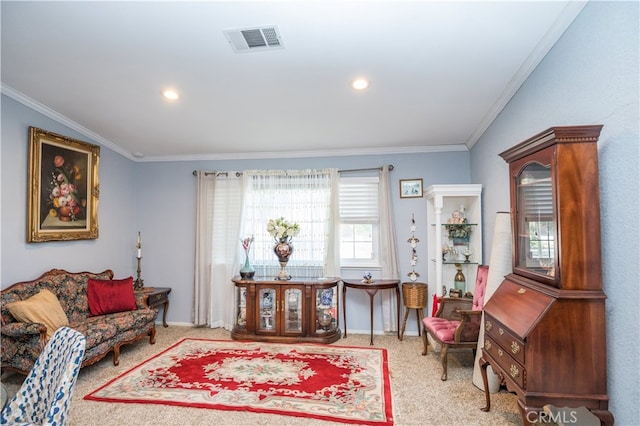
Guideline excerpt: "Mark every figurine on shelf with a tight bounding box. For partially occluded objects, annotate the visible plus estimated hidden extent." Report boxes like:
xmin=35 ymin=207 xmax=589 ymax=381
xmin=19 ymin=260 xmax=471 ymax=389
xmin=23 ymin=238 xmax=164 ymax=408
xmin=362 ymin=272 xmax=374 ymax=283
xmin=448 ymin=209 xmax=466 ymax=224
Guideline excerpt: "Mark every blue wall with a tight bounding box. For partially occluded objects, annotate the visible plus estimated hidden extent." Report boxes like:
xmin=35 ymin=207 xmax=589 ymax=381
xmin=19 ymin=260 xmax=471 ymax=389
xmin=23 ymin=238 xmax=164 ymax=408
xmin=471 ymin=2 xmax=639 ymax=423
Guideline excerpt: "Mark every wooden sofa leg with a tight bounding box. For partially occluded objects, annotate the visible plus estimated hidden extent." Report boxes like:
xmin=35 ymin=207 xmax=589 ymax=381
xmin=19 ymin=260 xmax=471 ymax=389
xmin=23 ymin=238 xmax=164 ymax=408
xmin=149 ymin=326 xmax=156 ymax=344
xmin=440 ymin=344 xmax=449 ymax=381
xmin=112 ymin=346 xmax=120 ymax=366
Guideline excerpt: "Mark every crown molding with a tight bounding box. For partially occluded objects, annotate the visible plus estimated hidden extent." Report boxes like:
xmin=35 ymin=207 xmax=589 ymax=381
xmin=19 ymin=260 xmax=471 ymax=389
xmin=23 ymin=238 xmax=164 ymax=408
xmin=139 ymin=144 xmax=469 ymax=163
xmin=1 ymin=83 xmax=137 ymax=160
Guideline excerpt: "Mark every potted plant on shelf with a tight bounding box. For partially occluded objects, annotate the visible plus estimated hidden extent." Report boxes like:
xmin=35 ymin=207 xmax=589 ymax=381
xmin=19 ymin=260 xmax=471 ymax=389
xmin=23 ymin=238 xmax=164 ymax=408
xmin=445 ymin=210 xmax=472 ymax=245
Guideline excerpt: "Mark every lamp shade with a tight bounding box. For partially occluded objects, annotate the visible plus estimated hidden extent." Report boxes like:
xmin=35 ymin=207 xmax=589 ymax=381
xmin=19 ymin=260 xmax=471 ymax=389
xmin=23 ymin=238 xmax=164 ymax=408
xmin=472 ymin=211 xmax=512 ymax=392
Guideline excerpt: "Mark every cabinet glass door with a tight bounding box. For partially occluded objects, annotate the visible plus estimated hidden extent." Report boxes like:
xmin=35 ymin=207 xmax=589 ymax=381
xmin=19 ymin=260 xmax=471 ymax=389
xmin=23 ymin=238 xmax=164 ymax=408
xmin=283 ymin=288 xmax=302 ymax=333
xmin=515 ymin=162 xmax=556 ymax=280
xmin=258 ymin=287 xmax=276 ymax=332
xmin=236 ymin=286 xmax=247 ymax=328
xmin=315 ymin=287 xmax=337 ymax=333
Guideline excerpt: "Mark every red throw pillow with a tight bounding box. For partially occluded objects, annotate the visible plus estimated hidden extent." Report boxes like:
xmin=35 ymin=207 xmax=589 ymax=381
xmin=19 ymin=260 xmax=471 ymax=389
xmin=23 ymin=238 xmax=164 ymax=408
xmin=87 ymin=276 xmax=137 ymax=316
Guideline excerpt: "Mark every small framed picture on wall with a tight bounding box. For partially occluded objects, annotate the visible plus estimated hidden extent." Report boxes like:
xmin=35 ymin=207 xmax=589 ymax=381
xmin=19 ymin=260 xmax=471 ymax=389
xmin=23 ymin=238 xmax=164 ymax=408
xmin=399 ymin=178 xmax=423 ymax=198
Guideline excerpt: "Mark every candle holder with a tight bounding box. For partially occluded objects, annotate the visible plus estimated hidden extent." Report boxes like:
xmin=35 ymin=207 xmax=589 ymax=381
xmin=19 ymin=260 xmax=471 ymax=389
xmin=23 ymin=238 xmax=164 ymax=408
xmin=134 ymin=256 xmax=144 ymax=291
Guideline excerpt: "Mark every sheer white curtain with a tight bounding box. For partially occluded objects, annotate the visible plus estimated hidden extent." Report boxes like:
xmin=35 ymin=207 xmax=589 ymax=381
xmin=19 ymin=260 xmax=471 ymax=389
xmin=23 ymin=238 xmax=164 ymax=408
xmin=379 ymin=165 xmax=400 ymax=331
xmin=193 ymin=171 xmax=243 ymax=329
xmin=241 ymin=169 xmax=338 ymax=279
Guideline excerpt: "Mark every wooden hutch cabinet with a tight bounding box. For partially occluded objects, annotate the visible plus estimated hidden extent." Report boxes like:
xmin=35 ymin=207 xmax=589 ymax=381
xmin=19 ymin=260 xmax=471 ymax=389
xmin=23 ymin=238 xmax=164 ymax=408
xmin=231 ymin=277 xmax=341 ymax=344
xmin=479 ymin=126 xmax=614 ymax=425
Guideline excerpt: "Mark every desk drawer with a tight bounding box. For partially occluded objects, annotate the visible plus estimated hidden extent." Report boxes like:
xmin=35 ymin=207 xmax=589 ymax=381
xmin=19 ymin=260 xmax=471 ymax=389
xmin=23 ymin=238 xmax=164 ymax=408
xmin=147 ymin=292 xmax=168 ymax=306
xmin=485 ymin=315 xmax=526 ymax=365
xmin=484 ymin=336 xmax=526 ymax=389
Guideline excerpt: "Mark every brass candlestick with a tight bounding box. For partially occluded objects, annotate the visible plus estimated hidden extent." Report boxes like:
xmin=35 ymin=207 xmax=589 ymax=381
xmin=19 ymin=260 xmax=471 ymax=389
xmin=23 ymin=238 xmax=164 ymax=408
xmin=134 ymin=231 xmax=144 ymax=291
xmin=134 ymin=256 xmax=144 ymax=291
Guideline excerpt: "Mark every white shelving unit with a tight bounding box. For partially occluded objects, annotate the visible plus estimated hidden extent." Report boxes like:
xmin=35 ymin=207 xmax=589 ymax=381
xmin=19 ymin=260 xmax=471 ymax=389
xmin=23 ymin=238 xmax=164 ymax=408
xmin=426 ymin=184 xmax=483 ymax=300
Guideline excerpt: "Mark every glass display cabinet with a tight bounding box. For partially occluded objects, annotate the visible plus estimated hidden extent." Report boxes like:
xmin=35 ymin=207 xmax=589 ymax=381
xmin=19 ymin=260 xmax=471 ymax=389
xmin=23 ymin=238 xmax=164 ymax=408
xmin=231 ymin=277 xmax=341 ymax=344
xmin=479 ymin=125 xmax=613 ymax=426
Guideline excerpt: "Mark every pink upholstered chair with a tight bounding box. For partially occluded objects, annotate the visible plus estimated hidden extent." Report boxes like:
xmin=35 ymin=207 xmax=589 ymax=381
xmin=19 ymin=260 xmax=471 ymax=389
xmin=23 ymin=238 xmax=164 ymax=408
xmin=422 ymin=265 xmax=489 ymax=381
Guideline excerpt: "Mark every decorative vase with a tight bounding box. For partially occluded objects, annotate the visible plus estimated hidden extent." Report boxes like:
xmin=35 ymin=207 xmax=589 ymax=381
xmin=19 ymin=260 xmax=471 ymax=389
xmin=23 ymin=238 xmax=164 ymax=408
xmin=239 ymin=250 xmax=255 ymax=279
xmin=320 ymin=289 xmax=333 ymax=306
xmin=454 ymin=263 xmax=466 ymax=292
xmin=274 ymin=237 xmax=293 ymax=280
xmin=58 ymin=206 xmax=72 ymax=221
xmin=318 ymin=310 xmax=333 ymax=330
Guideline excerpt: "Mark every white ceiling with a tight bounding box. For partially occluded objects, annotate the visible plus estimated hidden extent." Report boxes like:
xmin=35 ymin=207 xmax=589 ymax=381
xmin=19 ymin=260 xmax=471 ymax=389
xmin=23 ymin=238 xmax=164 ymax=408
xmin=1 ymin=1 xmax=586 ymax=161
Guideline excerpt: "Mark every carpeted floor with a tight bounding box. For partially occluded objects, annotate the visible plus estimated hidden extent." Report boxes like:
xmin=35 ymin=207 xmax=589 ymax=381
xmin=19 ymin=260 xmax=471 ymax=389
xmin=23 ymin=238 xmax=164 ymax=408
xmin=1 ymin=326 xmax=520 ymax=425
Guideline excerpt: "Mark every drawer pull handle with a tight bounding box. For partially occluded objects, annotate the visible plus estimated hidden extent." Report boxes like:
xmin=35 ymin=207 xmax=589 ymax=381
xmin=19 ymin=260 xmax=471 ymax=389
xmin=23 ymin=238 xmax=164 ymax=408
xmin=511 ymin=341 xmax=521 ymax=354
xmin=510 ymin=365 xmax=519 ymax=378
xmin=517 ymin=288 xmax=526 ymax=294
xmin=485 ymin=321 xmax=493 ymax=331
xmin=498 ymin=349 xmax=503 ymax=357
xmin=499 ymin=328 xmax=504 ymax=335
xmin=484 ymin=341 xmax=492 ymax=351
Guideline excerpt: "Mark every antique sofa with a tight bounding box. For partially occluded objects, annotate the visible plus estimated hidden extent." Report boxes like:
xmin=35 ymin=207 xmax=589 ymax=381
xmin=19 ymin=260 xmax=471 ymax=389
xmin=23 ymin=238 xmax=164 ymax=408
xmin=1 ymin=268 xmax=157 ymax=375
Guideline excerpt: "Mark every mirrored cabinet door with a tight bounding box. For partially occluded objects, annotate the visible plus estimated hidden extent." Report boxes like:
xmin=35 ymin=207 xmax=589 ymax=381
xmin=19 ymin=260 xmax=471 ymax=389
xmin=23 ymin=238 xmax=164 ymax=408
xmin=258 ymin=287 xmax=276 ymax=332
xmin=284 ymin=287 xmax=302 ymax=333
xmin=236 ymin=286 xmax=247 ymax=328
xmin=315 ymin=287 xmax=337 ymax=333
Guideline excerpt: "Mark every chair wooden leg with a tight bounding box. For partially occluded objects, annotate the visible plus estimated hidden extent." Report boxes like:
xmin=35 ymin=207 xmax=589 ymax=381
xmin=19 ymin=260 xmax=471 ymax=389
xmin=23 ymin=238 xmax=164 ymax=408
xmin=440 ymin=344 xmax=449 ymax=381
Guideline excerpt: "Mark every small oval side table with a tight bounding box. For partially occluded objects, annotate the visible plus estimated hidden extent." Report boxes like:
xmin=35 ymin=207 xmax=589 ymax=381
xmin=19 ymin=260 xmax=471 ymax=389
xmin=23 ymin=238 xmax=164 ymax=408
xmin=342 ymin=279 xmax=400 ymax=345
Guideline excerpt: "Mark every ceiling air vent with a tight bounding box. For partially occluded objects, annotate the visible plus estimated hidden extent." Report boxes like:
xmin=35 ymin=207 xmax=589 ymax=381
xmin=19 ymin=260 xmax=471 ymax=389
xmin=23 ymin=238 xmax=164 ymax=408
xmin=224 ymin=26 xmax=283 ymax=53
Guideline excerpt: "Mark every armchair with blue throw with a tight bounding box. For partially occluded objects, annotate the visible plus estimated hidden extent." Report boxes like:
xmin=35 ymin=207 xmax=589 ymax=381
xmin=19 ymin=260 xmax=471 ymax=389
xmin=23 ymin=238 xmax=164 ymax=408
xmin=422 ymin=264 xmax=489 ymax=381
xmin=1 ymin=326 xmax=86 ymax=425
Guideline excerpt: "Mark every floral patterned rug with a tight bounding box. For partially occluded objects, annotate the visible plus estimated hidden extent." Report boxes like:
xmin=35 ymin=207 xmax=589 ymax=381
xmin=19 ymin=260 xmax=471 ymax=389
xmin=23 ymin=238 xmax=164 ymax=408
xmin=85 ymin=338 xmax=393 ymax=425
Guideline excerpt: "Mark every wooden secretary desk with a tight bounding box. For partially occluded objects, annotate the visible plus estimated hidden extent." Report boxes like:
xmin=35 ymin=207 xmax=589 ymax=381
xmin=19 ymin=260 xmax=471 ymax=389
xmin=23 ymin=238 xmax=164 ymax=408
xmin=479 ymin=126 xmax=614 ymax=425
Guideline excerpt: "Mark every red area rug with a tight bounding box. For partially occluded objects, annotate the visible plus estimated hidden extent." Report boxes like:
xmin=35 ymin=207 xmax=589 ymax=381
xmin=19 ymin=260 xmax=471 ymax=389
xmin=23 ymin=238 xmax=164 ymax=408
xmin=85 ymin=338 xmax=393 ymax=425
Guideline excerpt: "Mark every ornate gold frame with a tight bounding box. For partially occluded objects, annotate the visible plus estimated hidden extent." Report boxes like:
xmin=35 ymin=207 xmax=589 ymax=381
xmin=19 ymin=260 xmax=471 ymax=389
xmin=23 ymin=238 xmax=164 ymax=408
xmin=27 ymin=127 xmax=100 ymax=242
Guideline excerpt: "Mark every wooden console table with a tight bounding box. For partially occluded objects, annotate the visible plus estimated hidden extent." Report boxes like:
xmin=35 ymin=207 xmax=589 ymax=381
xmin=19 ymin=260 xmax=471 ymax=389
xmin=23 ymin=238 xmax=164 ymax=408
xmin=342 ymin=279 xmax=400 ymax=345
xmin=231 ymin=277 xmax=341 ymax=344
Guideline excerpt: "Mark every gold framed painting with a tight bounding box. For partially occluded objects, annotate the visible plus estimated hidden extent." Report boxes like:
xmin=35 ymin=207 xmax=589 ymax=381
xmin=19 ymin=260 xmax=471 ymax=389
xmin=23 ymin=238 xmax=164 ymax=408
xmin=27 ymin=127 xmax=100 ymax=242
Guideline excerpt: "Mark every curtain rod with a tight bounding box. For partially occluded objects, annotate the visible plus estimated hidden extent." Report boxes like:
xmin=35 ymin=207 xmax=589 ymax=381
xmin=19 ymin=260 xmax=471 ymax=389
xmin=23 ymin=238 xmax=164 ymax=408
xmin=192 ymin=165 xmax=393 ymax=176
xmin=192 ymin=171 xmax=241 ymax=177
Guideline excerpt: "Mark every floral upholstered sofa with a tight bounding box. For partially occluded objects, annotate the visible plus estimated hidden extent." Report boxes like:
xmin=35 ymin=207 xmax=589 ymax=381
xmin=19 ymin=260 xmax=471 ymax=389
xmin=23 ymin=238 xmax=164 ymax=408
xmin=1 ymin=269 xmax=157 ymax=375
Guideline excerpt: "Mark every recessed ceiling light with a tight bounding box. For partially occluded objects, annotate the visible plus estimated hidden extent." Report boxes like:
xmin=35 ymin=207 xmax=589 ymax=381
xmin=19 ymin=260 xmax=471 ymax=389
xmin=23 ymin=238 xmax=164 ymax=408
xmin=162 ymin=89 xmax=179 ymax=100
xmin=351 ymin=78 xmax=370 ymax=91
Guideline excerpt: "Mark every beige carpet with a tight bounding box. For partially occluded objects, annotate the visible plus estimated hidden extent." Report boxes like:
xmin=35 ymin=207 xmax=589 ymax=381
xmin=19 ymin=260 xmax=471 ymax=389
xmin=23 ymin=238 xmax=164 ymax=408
xmin=1 ymin=326 xmax=519 ymax=425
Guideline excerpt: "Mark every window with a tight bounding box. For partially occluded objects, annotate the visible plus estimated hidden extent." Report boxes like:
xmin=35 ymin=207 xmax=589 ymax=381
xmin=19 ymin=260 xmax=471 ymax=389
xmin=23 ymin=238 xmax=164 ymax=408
xmin=241 ymin=169 xmax=332 ymax=279
xmin=339 ymin=176 xmax=380 ymax=267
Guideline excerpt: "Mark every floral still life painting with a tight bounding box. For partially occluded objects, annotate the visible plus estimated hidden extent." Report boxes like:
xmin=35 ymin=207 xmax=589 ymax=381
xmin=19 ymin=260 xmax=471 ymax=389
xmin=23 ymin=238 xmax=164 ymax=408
xmin=27 ymin=127 xmax=100 ymax=242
